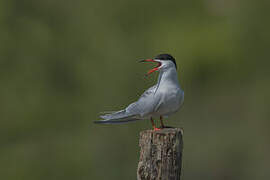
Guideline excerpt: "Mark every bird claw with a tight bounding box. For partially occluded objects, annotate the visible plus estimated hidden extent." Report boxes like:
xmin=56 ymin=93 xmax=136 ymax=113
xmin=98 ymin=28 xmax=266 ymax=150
xmin=153 ymin=127 xmax=162 ymax=131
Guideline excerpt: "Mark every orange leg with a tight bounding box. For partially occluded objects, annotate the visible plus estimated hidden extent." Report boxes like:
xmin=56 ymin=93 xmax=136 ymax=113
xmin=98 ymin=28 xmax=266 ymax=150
xmin=150 ymin=117 xmax=161 ymax=131
xmin=160 ymin=116 xmax=165 ymax=128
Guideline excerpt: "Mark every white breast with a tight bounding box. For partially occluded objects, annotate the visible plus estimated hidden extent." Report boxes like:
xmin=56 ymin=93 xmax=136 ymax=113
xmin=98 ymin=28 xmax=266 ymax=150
xmin=153 ymin=82 xmax=184 ymax=117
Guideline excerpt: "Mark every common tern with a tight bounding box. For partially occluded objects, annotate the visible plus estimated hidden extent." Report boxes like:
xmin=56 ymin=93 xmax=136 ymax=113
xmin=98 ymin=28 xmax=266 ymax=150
xmin=94 ymin=54 xmax=184 ymax=130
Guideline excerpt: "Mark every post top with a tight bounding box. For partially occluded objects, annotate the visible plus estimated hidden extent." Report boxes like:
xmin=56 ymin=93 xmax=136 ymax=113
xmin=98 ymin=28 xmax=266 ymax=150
xmin=140 ymin=127 xmax=183 ymax=135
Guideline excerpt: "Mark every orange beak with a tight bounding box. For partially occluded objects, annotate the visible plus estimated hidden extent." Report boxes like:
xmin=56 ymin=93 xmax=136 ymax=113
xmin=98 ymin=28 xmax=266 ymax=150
xmin=140 ymin=59 xmax=161 ymax=75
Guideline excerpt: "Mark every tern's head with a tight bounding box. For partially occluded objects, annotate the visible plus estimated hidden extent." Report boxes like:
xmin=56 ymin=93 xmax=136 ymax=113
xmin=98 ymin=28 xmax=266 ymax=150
xmin=140 ymin=54 xmax=177 ymax=75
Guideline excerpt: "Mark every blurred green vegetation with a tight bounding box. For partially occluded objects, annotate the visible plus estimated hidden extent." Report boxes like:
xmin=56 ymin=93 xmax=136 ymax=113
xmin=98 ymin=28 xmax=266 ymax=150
xmin=0 ymin=0 xmax=269 ymax=179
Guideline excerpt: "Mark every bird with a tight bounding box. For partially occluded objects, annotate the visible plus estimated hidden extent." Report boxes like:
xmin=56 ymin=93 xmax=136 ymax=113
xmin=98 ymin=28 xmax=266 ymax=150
xmin=94 ymin=54 xmax=184 ymax=130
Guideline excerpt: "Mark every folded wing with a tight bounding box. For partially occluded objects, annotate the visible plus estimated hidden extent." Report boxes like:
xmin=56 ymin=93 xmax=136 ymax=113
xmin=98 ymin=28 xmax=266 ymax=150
xmin=94 ymin=85 xmax=159 ymax=124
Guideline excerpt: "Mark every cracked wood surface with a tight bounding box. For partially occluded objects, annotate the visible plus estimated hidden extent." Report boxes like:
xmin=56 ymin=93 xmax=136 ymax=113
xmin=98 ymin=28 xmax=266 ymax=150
xmin=137 ymin=128 xmax=183 ymax=180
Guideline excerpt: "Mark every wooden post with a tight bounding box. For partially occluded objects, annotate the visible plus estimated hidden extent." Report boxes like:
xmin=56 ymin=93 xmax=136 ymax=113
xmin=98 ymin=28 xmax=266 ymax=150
xmin=137 ymin=128 xmax=183 ymax=180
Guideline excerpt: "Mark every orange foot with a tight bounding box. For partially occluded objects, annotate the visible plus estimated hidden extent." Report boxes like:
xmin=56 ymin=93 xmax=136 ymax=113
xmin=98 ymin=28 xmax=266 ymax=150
xmin=154 ymin=127 xmax=161 ymax=131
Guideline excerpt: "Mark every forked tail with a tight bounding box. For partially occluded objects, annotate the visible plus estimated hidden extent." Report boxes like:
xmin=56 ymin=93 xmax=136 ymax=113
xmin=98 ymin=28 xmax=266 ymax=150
xmin=94 ymin=109 xmax=141 ymax=124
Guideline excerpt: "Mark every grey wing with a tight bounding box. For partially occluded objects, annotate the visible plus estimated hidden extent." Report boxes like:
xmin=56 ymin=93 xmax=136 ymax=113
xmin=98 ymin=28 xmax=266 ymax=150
xmin=114 ymin=85 xmax=158 ymax=117
xmin=94 ymin=85 xmax=160 ymax=124
xmin=139 ymin=85 xmax=157 ymax=98
xmin=130 ymin=85 xmax=161 ymax=117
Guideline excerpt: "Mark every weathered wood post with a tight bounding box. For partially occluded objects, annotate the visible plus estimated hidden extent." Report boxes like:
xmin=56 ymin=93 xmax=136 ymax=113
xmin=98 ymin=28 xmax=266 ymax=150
xmin=137 ymin=128 xmax=183 ymax=180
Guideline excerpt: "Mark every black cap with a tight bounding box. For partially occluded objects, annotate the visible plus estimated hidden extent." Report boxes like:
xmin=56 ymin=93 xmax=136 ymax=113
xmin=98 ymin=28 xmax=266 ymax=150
xmin=154 ymin=54 xmax=177 ymax=69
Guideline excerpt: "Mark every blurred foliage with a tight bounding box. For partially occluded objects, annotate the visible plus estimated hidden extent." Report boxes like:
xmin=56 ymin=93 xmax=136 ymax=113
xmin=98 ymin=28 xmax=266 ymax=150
xmin=0 ymin=0 xmax=270 ymax=179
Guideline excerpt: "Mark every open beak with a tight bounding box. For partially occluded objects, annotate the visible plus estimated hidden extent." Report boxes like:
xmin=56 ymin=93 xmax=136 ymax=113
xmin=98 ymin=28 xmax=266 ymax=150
xmin=140 ymin=59 xmax=161 ymax=75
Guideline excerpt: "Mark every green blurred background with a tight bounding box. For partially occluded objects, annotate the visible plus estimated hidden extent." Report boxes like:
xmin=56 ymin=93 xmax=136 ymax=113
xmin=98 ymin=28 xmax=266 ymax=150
xmin=1 ymin=0 xmax=269 ymax=179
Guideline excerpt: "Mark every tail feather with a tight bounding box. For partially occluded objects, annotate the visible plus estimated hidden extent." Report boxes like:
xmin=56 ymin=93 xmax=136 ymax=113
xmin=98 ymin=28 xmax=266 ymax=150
xmin=100 ymin=109 xmax=129 ymax=120
xmin=94 ymin=109 xmax=141 ymax=124
xmin=93 ymin=117 xmax=140 ymax=124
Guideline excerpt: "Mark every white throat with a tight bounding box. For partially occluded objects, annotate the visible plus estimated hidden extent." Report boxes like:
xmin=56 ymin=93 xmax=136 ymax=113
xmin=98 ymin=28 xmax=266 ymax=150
xmin=155 ymin=67 xmax=180 ymax=94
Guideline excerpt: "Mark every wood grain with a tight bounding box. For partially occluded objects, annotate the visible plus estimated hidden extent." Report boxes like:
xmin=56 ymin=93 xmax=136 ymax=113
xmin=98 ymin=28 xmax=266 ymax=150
xmin=137 ymin=128 xmax=183 ymax=180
